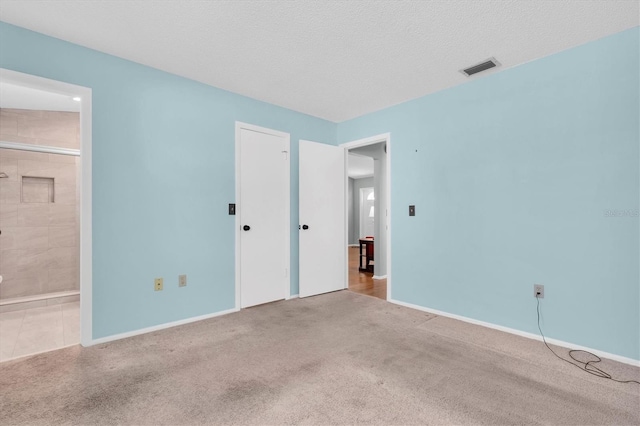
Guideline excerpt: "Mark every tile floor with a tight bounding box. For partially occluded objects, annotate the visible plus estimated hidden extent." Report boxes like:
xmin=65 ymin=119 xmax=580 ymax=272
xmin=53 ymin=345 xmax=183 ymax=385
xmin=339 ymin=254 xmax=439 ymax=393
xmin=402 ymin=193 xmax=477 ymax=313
xmin=0 ymin=301 xmax=79 ymax=362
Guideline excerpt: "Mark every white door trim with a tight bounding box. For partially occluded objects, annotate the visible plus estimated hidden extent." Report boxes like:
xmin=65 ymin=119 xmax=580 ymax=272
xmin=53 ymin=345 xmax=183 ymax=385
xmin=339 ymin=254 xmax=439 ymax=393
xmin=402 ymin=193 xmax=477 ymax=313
xmin=234 ymin=122 xmax=291 ymax=310
xmin=1 ymin=68 xmax=93 ymax=346
xmin=340 ymin=133 xmax=391 ymax=300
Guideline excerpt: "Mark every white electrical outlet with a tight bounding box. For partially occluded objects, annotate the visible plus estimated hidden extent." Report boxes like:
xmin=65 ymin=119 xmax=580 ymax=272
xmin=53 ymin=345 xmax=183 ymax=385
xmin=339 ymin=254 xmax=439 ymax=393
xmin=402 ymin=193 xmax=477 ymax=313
xmin=179 ymin=274 xmax=187 ymax=287
xmin=534 ymin=284 xmax=544 ymax=298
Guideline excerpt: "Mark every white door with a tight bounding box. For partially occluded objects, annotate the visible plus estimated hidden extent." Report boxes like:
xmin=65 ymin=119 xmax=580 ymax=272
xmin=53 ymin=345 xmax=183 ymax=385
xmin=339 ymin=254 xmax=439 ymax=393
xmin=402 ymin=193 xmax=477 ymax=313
xmin=238 ymin=125 xmax=289 ymax=308
xmin=299 ymin=140 xmax=346 ymax=298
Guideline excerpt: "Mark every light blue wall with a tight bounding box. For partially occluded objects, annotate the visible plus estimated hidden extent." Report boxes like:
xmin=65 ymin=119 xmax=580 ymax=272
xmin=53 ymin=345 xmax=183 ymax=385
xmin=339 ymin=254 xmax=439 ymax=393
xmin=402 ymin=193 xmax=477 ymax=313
xmin=2 ymin=21 xmax=638 ymax=360
xmin=0 ymin=22 xmax=336 ymax=339
xmin=338 ymin=28 xmax=640 ymax=360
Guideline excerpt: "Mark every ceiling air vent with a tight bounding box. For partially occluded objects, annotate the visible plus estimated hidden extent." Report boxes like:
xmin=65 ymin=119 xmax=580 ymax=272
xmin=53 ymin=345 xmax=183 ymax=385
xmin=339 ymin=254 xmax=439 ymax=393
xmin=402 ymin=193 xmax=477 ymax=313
xmin=460 ymin=57 xmax=500 ymax=77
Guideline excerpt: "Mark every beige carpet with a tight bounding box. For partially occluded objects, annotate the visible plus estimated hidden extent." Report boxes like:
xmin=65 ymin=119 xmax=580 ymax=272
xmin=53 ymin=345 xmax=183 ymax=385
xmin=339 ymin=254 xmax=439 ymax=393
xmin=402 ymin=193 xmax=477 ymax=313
xmin=1 ymin=290 xmax=638 ymax=425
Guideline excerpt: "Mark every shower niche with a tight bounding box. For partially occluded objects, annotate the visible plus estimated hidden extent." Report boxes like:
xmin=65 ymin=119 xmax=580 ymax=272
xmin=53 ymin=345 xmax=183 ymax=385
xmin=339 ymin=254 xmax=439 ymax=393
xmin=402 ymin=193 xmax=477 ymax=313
xmin=21 ymin=176 xmax=55 ymax=204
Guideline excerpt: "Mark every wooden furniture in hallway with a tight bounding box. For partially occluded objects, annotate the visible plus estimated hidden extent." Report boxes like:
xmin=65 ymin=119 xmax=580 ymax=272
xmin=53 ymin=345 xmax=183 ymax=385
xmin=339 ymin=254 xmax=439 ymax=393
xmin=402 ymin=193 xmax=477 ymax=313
xmin=358 ymin=238 xmax=374 ymax=273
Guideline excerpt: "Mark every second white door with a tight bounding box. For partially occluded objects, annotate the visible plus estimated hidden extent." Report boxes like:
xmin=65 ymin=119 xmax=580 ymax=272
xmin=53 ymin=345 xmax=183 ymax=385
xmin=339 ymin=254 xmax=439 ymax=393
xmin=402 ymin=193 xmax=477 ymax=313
xmin=299 ymin=140 xmax=346 ymax=298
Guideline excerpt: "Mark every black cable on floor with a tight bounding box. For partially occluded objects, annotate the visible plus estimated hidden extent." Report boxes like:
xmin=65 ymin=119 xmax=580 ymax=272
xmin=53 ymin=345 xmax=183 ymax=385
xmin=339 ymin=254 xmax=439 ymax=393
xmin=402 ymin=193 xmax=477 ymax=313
xmin=535 ymin=297 xmax=639 ymax=385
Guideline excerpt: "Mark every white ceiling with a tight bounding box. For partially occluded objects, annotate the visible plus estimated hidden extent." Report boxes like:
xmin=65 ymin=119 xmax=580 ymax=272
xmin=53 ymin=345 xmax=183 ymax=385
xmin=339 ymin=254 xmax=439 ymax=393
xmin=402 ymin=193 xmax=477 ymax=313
xmin=348 ymin=154 xmax=374 ymax=179
xmin=0 ymin=1 xmax=637 ymax=122
xmin=0 ymin=82 xmax=81 ymax=112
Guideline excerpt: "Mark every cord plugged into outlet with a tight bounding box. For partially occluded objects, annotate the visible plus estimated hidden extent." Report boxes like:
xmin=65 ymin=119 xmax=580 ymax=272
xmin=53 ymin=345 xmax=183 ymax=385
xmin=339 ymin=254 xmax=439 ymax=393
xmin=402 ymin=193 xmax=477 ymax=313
xmin=535 ymin=296 xmax=639 ymax=385
xmin=534 ymin=284 xmax=544 ymax=298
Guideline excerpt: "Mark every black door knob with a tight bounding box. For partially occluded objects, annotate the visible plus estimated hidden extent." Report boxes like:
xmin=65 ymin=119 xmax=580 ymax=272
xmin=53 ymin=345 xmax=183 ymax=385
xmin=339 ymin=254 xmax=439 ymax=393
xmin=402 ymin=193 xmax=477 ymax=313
xmin=243 ymin=225 xmax=251 ymax=231
xmin=302 ymin=224 xmax=309 ymax=230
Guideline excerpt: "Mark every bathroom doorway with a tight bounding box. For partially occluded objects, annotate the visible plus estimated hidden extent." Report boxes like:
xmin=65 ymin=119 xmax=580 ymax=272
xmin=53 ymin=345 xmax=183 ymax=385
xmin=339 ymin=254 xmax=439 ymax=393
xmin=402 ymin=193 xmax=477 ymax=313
xmin=0 ymin=73 xmax=88 ymax=361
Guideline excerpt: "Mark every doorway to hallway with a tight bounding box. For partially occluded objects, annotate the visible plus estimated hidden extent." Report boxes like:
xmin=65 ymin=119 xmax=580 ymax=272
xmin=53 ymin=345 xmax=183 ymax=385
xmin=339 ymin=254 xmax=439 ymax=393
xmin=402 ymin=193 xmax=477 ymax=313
xmin=343 ymin=133 xmax=391 ymax=301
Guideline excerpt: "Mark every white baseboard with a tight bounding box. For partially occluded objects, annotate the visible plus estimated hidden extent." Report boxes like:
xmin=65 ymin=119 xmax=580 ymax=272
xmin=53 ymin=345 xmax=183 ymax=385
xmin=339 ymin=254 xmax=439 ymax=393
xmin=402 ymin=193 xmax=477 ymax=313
xmin=388 ymin=298 xmax=640 ymax=367
xmin=286 ymin=293 xmax=299 ymax=300
xmin=372 ymin=275 xmax=387 ymax=280
xmin=88 ymin=308 xmax=239 ymax=346
xmin=348 ymin=244 xmax=359 ymax=247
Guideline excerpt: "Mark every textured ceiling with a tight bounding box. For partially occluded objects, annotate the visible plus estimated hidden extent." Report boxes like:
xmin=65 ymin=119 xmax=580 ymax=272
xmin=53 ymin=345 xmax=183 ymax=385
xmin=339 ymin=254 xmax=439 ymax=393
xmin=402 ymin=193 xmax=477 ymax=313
xmin=0 ymin=1 xmax=637 ymax=122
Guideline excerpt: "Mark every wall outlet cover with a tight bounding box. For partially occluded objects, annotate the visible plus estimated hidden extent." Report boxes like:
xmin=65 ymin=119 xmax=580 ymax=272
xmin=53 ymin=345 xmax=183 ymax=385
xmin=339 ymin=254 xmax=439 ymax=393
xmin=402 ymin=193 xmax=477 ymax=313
xmin=155 ymin=278 xmax=163 ymax=291
xmin=179 ymin=274 xmax=187 ymax=287
xmin=534 ymin=284 xmax=544 ymax=298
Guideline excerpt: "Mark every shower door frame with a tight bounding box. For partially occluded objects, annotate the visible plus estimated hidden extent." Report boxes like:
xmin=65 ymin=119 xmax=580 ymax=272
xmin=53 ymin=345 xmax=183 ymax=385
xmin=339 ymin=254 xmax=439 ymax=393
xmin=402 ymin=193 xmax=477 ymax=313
xmin=1 ymin=68 xmax=93 ymax=347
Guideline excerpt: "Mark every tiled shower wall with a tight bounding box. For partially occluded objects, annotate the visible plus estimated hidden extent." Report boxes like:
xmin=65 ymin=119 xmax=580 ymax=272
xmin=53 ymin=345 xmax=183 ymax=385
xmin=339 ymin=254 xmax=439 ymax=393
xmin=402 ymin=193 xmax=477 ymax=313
xmin=0 ymin=109 xmax=80 ymax=300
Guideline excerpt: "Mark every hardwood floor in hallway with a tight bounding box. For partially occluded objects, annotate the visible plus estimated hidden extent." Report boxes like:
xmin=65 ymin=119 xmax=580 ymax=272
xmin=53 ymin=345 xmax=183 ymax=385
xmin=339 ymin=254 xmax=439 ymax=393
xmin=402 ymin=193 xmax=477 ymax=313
xmin=348 ymin=246 xmax=386 ymax=300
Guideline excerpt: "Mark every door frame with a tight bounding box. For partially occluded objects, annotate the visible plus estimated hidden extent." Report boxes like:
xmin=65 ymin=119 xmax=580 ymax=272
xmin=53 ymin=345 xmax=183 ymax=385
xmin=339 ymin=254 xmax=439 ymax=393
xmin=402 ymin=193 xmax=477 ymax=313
xmin=340 ymin=133 xmax=391 ymax=300
xmin=0 ymin=68 xmax=93 ymax=346
xmin=234 ymin=122 xmax=291 ymax=310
